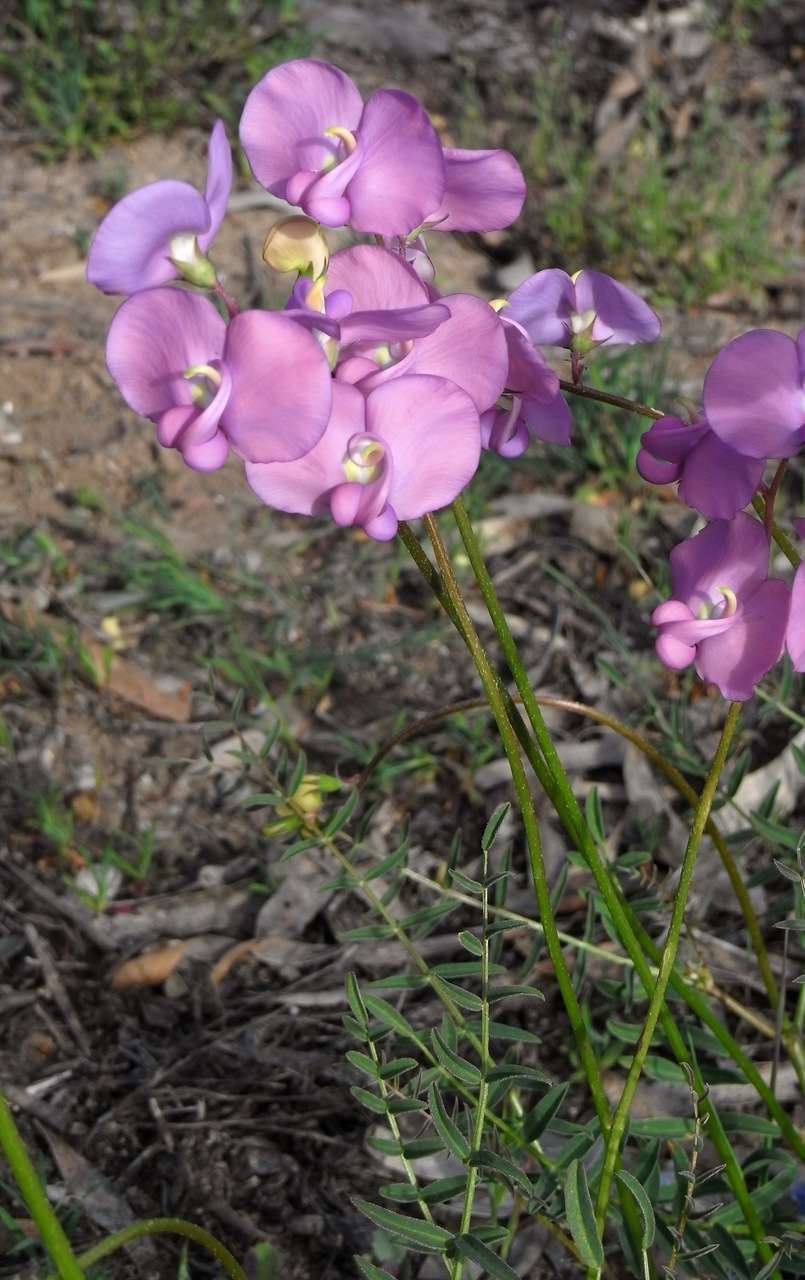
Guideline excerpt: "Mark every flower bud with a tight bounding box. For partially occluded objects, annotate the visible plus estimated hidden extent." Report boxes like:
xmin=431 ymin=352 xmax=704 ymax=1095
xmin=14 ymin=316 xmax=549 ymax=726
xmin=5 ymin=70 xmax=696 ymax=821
xmin=169 ymin=233 xmax=217 ymax=289
xmin=262 ymin=216 xmax=329 ymax=278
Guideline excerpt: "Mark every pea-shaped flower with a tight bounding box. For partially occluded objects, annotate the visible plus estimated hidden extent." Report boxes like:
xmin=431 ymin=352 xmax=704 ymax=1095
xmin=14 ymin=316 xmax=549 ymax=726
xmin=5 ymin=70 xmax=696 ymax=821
xmin=105 ymin=288 xmax=332 ymax=471
xmin=87 ymin=122 xmax=232 ymax=295
xmin=637 ymin=416 xmax=764 ymax=518
xmin=504 ymin=268 xmax=661 ymax=352
xmin=703 ymin=328 xmax=805 ymax=459
xmin=651 ymin=514 xmax=789 ymax=701
xmin=246 ymin=376 xmax=481 ymax=541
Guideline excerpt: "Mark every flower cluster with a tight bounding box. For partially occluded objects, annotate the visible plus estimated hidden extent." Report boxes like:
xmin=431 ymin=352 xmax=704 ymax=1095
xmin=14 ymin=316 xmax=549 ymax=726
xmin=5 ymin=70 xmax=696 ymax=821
xmin=87 ymin=56 xmax=802 ymax=702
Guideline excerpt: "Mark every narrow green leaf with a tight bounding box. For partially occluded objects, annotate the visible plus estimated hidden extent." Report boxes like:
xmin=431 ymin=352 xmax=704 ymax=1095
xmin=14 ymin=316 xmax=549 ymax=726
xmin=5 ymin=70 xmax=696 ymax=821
xmin=361 ymin=841 xmax=410 ymax=881
xmin=615 ymin=1169 xmax=655 ymax=1249
xmin=450 ymin=868 xmax=483 ymax=893
xmin=431 ymin=961 xmax=504 ymax=978
xmin=345 ymin=972 xmax=368 ymax=1029
xmin=486 ymin=1064 xmax=552 ymax=1089
xmin=367 ymin=975 xmax=427 ymax=991
xmin=458 ymin=930 xmax=483 ymax=956
xmin=356 ymin=1257 xmax=400 ymax=1280
xmin=352 ymin=1199 xmax=451 ymax=1253
xmin=379 ymin=1057 xmax=418 ymax=1079
xmin=585 ymin=786 xmax=606 ymax=842
xmin=488 ymin=984 xmax=544 ymax=1003
xmin=345 ymin=1050 xmax=378 ymax=1078
xmin=428 ymin=1084 xmax=470 ymax=1162
xmin=564 ymin=1159 xmax=603 ymax=1269
xmin=431 ymin=1030 xmax=482 ymax=1086
xmin=323 ymin=789 xmax=358 ymax=836
xmin=710 ymin=1166 xmax=796 ymax=1225
xmin=431 ymin=977 xmax=484 ymax=1011
xmin=363 ymin=995 xmax=424 ymax=1046
xmin=471 ymin=1147 xmax=533 ymax=1198
xmin=482 ymin=802 xmax=511 ymax=851
xmin=522 ymin=1082 xmax=569 ymax=1141
xmin=452 ymin=1233 xmax=519 ymax=1280
xmin=351 ymin=1085 xmax=387 ymax=1115
xmin=340 ymin=925 xmax=396 ymax=941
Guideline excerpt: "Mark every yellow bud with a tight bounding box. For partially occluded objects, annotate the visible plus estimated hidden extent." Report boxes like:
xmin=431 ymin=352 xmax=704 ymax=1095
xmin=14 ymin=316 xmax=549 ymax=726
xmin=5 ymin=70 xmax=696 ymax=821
xmin=262 ymin=216 xmax=329 ymax=278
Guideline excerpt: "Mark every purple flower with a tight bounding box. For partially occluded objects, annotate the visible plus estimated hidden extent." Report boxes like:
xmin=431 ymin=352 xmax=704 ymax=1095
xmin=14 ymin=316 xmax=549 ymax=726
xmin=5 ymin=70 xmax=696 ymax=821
xmin=105 ymin=288 xmax=332 ymax=471
xmin=301 ymin=245 xmax=508 ymax=413
xmin=239 ymin=59 xmax=444 ymax=236
xmin=651 ymin=514 xmax=789 ymax=701
xmin=245 ymin=375 xmax=481 ymax=541
xmin=637 ymin=416 xmax=764 ymax=518
xmin=423 ymin=146 xmax=526 ymax=233
xmin=481 ymin=317 xmax=571 ymax=457
xmin=87 ymin=121 xmax=232 ymax=295
xmin=703 ymin=328 xmax=805 ymax=460
xmin=787 ymin=564 xmax=805 ymax=671
xmin=505 ymin=268 xmax=661 ymax=351
xmin=239 ymin=59 xmax=525 ymax=237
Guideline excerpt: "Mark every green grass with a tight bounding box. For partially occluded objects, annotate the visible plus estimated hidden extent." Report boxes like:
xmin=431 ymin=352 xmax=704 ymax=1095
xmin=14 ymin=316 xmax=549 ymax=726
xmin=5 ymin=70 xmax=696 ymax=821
xmin=526 ymin=34 xmax=790 ymax=307
xmin=3 ymin=0 xmax=309 ymax=157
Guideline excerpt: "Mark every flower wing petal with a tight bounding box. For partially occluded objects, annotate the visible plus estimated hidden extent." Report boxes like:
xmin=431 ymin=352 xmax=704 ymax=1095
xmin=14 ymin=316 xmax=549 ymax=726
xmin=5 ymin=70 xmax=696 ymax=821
xmin=703 ymin=328 xmax=804 ymax=459
xmin=87 ymin=180 xmax=210 ymax=295
xmin=347 ymin=90 xmax=445 ymax=235
xmin=425 ymin=147 xmax=525 ymax=232
xmin=223 ymin=311 xmax=333 ymax=463
xmin=199 ymin=119 xmax=233 ymax=251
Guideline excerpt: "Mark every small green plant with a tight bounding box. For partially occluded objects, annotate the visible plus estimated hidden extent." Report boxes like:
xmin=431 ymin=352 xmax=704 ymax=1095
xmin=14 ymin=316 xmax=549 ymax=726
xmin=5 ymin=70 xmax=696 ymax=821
xmin=3 ymin=0 xmax=309 ymax=157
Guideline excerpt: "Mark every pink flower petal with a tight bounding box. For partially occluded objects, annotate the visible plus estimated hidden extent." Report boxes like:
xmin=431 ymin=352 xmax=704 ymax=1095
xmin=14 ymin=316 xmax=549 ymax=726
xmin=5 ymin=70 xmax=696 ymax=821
xmin=106 ymin=288 xmax=226 ymax=418
xmin=239 ymin=59 xmax=363 ymax=198
xmin=87 ymin=180 xmax=210 ymax=295
xmin=424 ymin=147 xmax=525 ymax=232
xmin=199 ymin=120 xmax=233 ymax=252
xmin=325 ymin=244 xmax=429 ymax=313
xmin=222 ymin=311 xmax=333 ymax=463
xmin=677 ymin=433 xmax=764 ymax=519
xmin=347 ymin=90 xmax=445 ymax=235
xmin=365 ymin=375 xmax=480 ymax=519
xmin=364 ymin=294 xmax=508 ymax=412
xmin=245 ymin=382 xmax=365 ymax=515
xmin=575 ymin=270 xmax=661 ymax=346
xmin=520 ymin=390 xmax=572 ymax=445
xmin=787 ymin=564 xmax=805 ymax=670
xmin=696 ymin=579 xmax=789 ymax=700
xmin=669 ymin=513 xmax=770 ymax=608
xmin=703 ymin=329 xmax=804 ymax=459
xmin=505 ymin=269 xmax=576 ymax=347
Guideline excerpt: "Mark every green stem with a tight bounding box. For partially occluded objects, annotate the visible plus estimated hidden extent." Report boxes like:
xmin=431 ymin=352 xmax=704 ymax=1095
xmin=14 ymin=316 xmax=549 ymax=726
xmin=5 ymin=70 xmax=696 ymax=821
xmin=421 ymin=513 xmax=612 ymax=1132
xmin=447 ymin=506 xmax=805 ymax=1156
xmin=70 ymin=1218 xmax=246 ymax=1280
xmin=452 ymin=828 xmax=492 ymax=1280
xmin=403 ymin=514 xmax=803 ymax=1258
xmin=594 ymin=702 xmax=742 ymax=1239
xmin=0 ymin=1092 xmax=86 ymax=1280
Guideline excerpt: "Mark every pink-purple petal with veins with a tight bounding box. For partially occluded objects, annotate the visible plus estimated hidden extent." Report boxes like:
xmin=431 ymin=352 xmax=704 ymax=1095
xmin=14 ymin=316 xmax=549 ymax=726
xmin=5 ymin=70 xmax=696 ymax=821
xmin=503 ymin=323 xmax=559 ymax=400
xmin=246 ymin=382 xmax=366 ymax=516
xmin=696 ymin=579 xmax=789 ymax=700
xmin=346 ymin=90 xmax=445 ymax=235
xmin=336 ymin=356 xmax=379 ymax=385
xmin=300 ymin=143 xmax=364 ymax=226
xmin=424 ymin=147 xmax=526 ymax=232
xmin=787 ymin=564 xmax=805 ymax=670
xmin=325 ymin=245 xmax=429 ymax=313
xmin=364 ymin=294 xmax=508 ymax=412
xmin=106 ymin=288 xmax=226 ymax=418
xmin=222 ymin=311 xmax=332 ymax=463
xmin=239 ymin=59 xmax=363 ymax=198
xmin=364 ymin=375 xmax=480 ymax=519
xmin=677 ymin=432 xmax=764 ymax=519
xmin=575 ymin=270 xmax=661 ymax=346
xmin=505 ymin=269 xmax=576 ymax=347
xmin=520 ymin=390 xmax=572 ymax=445
xmin=199 ymin=120 xmax=232 ymax=251
xmin=669 ymin=513 xmax=770 ymax=608
xmin=637 ymin=450 xmax=681 ymax=485
xmin=339 ymin=302 xmax=449 ymax=346
xmin=87 ymin=180 xmax=210 ymax=295
xmin=638 ymin=416 xmax=709 ymax=464
xmin=703 ymin=329 xmax=805 ymax=459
